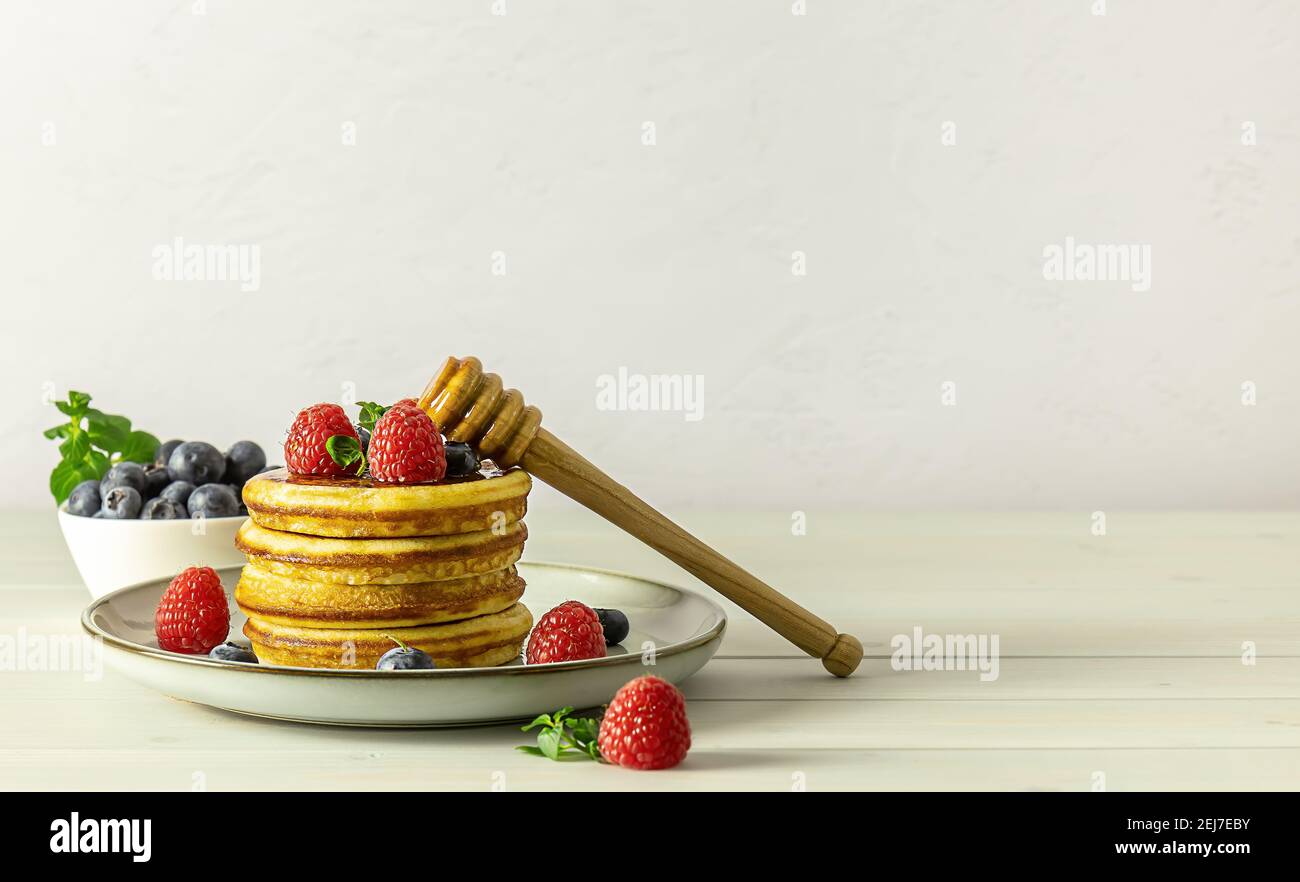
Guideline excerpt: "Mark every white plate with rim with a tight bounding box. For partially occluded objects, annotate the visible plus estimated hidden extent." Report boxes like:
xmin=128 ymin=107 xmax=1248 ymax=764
xmin=82 ymin=561 xmax=726 ymax=727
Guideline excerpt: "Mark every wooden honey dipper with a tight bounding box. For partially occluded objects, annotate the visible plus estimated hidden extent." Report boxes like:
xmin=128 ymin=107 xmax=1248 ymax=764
xmin=418 ymin=356 xmax=863 ymax=677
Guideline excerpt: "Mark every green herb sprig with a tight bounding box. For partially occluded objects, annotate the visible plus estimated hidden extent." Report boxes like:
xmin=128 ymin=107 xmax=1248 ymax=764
xmin=517 ymin=707 xmax=604 ymax=762
xmin=43 ymin=391 xmax=160 ymax=503
xmin=325 ymin=400 xmax=393 ymax=476
xmin=355 ymin=401 xmax=390 ymax=434
xmin=325 ymin=434 xmax=366 ymax=476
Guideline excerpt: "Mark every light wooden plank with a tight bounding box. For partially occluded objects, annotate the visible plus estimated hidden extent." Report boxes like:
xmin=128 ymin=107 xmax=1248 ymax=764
xmin=684 ymin=658 xmax=1300 ymax=700
xmin=5 ymin=510 xmax=1299 ymax=791
xmin=3 ymin=675 xmax=1298 ymax=751
xmin=6 ymin=657 xmax=1297 ymax=709
xmin=0 ymin=747 xmax=1295 ymax=792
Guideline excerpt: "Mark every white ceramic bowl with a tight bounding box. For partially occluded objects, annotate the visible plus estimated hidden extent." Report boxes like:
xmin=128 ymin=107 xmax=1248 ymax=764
xmin=57 ymin=505 xmax=247 ymax=599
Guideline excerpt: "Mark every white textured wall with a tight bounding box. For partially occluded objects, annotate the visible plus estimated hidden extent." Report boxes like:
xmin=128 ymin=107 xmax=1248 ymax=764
xmin=3 ymin=1 xmax=1298 ymax=511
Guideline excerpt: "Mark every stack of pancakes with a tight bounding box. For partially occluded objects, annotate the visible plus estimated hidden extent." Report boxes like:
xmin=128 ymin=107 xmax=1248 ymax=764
xmin=234 ymin=464 xmax=533 ymax=669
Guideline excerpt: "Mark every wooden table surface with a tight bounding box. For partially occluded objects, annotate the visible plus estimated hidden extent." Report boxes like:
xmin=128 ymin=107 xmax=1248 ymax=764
xmin=2 ymin=508 xmax=1298 ymax=791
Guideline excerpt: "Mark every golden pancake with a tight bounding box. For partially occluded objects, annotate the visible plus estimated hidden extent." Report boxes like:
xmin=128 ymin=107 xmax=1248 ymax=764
xmin=235 ymin=518 xmax=526 ymax=585
xmin=234 ymin=562 xmax=525 ymax=628
xmin=243 ymin=602 xmax=533 ymax=669
xmin=242 ymin=466 xmax=530 ymax=538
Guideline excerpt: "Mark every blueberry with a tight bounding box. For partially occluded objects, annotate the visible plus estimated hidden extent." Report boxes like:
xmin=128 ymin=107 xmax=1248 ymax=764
xmin=187 ymin=483 xmax=241 ymax=519
xmin=154 ymin=439 xmax=184 ymax=468
xmin=159 ymin=480 xmax=196 ymax=507
xmin=226 ymin=484 xmax=248 ymax=515
xmin=102 ymin=486 xmax=143 ymax=519
xmin=209 ymin=642 xmax=258 ymax=663
xmin=258 ymin=464 xmax=282 ymax=475
xmin=141 ymin=497 xmax=187 ymax=520
xmin=167 ymin=441 xmax=226 ymax=485
xmin=66 ymin=480 xmax=101 ymax=517
xmin=444 ymin=441 xmax=480 ymax=477
xmin=223 ymin=440 xmax=266 ymax=486
xmin=595 ymin=608 xmax=630 ymax=645
xmin=141 ymin=463 xmax=171 ymax=499
xmin=376 ymin=636 xmax=436 ymax=670
xmin=355 ymin=425 xmax=370 ymax=454
xmin=100 ymin=461 xmax=146 ymax=496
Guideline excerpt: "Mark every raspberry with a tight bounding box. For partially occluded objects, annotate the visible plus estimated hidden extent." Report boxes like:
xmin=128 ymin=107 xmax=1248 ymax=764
xmin=597 ymin=676 xmax=691 ymax=770
xmin=525 ymin=600 xmax=607 ymax=664
xmin=155 ymin=566 xmax=230 ymax=654
xmin=284 ymin=403 xmax=359 ymax=477
xmin=368 ymin=403 xmax=446 ymax=483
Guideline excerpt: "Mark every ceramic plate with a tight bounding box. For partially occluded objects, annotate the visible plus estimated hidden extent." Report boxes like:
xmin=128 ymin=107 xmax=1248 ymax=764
xmin=81 ymin=561 xmax=726 ymax=727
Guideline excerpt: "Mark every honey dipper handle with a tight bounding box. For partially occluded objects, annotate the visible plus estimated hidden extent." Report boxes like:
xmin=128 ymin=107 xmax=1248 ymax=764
xmin=521 ymin=428 xmax=863 ymax=677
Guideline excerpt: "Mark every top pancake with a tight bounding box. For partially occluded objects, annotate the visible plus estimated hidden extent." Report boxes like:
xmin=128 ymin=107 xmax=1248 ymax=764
xmin=242 ymin=465 xmax=531 ymax=538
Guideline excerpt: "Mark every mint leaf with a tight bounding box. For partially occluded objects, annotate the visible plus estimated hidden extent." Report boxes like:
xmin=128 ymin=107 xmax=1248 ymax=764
xmin=568 ymin=717 xmax=599 ymax=743
xmin=87 ymin=450 xmax=110 ymax=477
xmin=356 ymin=401 xmax=390 ymax=434
xmin=118 ymin=430 xmax=159 ymax=463
xmin=44 ymin=392 xmax=162 ymax=503
xmin=59 ymin=433 xmax=90 ymax=463
xmin=537 ymin=728 xmax=561 ymax=760
xmin=55 ymin=391 xmax=91 ymax=419
xmin=50 ymin=460 xmax=90 ymax=503
xmin=86 ymin=411 xmax=130 ymax=451
xmin=325 ymin=434 xmax=365 ymax=476
xmin=521 ymin=714 xmax=555 ymax=732
xmin=515 ymin=705 xmax=605 ymax=764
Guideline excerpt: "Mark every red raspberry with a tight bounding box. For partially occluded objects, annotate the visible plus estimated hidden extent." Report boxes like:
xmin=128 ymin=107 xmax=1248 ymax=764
xmin=155 ymin=566 xmax=230 ymax=654
xmin=368 ymin=402 xmax=446 ymax=483
xmin=526 ymin=600 xmax=607 ymax=664
xmin=284 ymin=403 xmax=359 ymax=476
xmin=598 ymin=675 xmax=691 ymax=770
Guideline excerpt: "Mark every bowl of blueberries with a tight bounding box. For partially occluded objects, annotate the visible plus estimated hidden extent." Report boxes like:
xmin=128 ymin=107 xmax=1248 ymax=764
xmin=58 ymin=439 xmax=271 ymax=599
